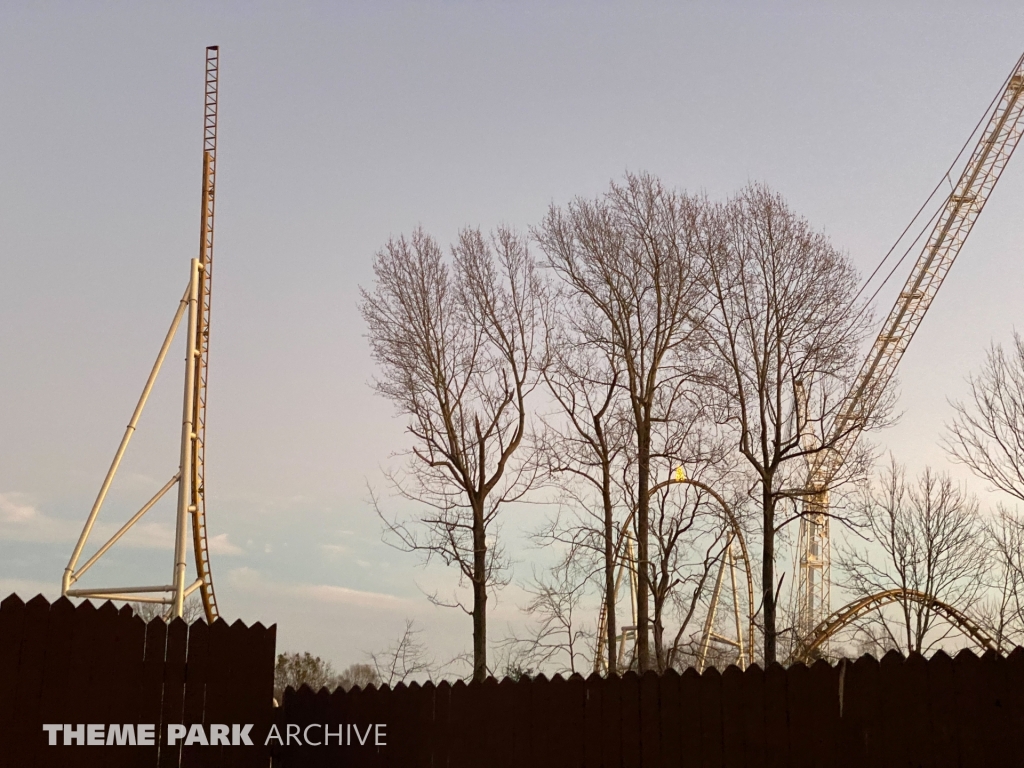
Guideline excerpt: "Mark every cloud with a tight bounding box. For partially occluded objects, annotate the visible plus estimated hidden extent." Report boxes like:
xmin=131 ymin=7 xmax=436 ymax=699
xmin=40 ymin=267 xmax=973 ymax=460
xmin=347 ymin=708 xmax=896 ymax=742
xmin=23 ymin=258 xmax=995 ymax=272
xmin=0 ymin=493 xmax=73 ymax=543
xmin=320 ymin=543 xmax=349 ymax=555
xmin=225 ymin=567 xmax=411 ymax=611
xmin=208 ymin=533 xmax=243 ymax=555
xmin=0 ymin=494 xmax=37 ymax=522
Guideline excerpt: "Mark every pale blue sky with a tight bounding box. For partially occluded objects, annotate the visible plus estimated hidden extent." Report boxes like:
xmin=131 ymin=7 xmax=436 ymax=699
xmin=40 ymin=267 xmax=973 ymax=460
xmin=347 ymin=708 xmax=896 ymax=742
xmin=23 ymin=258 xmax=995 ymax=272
xmin=2 ymin=2 xmax=1023 ymax=668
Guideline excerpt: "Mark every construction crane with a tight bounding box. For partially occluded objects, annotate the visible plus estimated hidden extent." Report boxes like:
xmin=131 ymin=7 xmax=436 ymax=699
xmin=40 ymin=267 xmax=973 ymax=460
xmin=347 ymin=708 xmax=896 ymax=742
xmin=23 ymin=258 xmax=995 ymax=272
xmin=793 ymin=51 xmax=1024 ymax=651
xmin=61 ymin=46 xmax=222 ymax=622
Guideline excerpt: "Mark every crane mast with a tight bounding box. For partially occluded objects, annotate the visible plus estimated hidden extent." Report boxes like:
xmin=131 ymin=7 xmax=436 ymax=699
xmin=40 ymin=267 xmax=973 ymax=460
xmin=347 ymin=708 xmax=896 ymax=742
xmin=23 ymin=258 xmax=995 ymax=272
xmin=795 ymin=53 xmax=1024 ymax=647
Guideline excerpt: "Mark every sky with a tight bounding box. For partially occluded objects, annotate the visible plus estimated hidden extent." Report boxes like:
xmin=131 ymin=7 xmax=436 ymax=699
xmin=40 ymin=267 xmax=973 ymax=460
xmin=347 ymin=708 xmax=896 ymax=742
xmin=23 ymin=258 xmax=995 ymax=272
xmin=2 ymin=1 xmax=1024 ymax=671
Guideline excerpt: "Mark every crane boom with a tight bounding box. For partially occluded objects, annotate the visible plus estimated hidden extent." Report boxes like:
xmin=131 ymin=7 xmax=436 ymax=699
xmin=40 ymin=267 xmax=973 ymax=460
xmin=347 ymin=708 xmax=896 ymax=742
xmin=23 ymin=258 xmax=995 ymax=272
xmin=794 ymin=53 xmax=1024 ymax=646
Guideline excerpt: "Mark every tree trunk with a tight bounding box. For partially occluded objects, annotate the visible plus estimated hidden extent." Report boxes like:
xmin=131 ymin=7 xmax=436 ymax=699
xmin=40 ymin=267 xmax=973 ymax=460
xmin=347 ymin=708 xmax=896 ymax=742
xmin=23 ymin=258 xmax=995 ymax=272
xmin=604 ymin=468 xmax=618 ymax=676
xmin=762 ymin=488 xmax=777 ymax=664
xmin=636 ymin=420 xmax=651 ymax=672
xmin=473 ymin=504 xmax=488 ymax=682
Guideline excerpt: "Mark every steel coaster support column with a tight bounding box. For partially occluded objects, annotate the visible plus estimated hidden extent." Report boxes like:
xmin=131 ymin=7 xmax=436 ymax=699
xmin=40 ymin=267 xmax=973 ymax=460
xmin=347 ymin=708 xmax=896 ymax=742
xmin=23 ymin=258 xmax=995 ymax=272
xmin=172 ymin=259 xmax=201 ymax=618
xmin=62 ymin=285 xmax=191 ymax=596
xmin=697 ymin=536 xmax=730 ymax=672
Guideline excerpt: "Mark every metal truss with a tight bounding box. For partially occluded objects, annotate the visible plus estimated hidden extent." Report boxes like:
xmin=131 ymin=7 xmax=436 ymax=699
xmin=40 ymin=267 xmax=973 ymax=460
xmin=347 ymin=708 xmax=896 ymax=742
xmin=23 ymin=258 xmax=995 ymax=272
xmin=795 ymin=52 xmax=1024 ymax=639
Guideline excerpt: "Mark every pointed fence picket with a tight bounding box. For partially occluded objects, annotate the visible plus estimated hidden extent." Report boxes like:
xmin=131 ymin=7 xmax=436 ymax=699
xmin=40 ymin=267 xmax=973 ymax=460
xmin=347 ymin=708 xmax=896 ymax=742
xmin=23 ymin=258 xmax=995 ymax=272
xmin=5 ymin=592 xmax=1024 ymax=767
xmin=0 ymin=593 xmax=274 ymax=768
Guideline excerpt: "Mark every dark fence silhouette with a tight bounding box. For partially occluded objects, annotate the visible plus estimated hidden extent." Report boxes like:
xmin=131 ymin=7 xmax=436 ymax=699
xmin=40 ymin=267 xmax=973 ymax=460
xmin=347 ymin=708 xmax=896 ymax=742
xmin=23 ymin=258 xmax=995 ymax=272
xmin=273 ymin=648 xmax=1024 ymax=768
xmin=5 ymin=590 xmax=1024 ymax=767
xmin=0 ymin=593 xmax=275 ymax=768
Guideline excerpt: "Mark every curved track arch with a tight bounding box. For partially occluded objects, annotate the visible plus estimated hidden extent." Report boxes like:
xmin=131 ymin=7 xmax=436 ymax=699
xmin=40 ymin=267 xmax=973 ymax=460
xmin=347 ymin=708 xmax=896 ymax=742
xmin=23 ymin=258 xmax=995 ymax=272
xmin=789 ymin=588 xmax=1001 ymax=664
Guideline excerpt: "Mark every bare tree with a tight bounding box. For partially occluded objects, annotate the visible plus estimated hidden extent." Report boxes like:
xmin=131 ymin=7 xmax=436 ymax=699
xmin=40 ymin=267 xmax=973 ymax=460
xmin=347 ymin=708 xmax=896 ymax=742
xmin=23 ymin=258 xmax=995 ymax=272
xmin=945 ymin=333 xmax=1024 ymax=503
xmin=836 ymin=459 xmax=987 ymax=654
xmin=975 ymin=505 xmax=1024 ymax=649
xmin=361 ymin=226 xmax=544 ymax=682
xmin=370 ymin=619 xmax=434 ymax=686
xmin=535 ymin=172 xmax=708 ymax=672
xmin=274 ymin=651 xmax=340 ymax=701
xmin=697 ymin=184 xmax=877 ymax=663
xmin=537 ymin=320 xmax=627 ymax=674
xmin=501 ymin=561 xmax=591 ymax=677
xmin=336 ymin=663 xmax=382 ymax=692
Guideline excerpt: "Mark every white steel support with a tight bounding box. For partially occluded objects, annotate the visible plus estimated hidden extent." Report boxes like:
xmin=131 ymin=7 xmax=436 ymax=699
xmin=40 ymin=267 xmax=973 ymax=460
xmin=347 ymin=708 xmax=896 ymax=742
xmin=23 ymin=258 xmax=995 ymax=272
xmin=62 ymin=287 xmax=189 ymax=596
xmin=172 ymin=259 xmax=202 ymax=618
xmin=61 ymin=47 xmax=223 ymax=621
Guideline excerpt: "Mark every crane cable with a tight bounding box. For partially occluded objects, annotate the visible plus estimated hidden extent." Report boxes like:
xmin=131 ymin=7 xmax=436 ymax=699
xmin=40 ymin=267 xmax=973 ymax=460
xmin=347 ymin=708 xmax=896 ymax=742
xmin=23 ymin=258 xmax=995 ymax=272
xmin=848 ymin=50 xmax=1024 ymax=331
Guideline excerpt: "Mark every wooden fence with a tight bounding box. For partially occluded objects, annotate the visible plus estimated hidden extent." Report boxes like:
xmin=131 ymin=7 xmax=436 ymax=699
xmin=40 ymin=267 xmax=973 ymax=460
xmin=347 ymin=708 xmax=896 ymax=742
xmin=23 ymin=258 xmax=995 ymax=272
xmin=272 ymin=647 xmax=1024 ymax=768
xmin=5 ymin=590 xmax=1024 ymax=767
xmin=0 ymin=593 xmax=276 ymax=768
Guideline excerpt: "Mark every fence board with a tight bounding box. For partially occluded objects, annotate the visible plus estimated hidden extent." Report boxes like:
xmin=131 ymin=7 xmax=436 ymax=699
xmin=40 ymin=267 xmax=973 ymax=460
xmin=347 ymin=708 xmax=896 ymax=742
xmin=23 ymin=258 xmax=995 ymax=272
xmin=485 ymin=678 xmax=511 ymax=768
xmin=314 ymin=688 xmax=336 ymax=768
xmin=739 ymin=664 xmax=765 ymax=768
xmin=157 ymin=618 xmax=189 ymax=768
xmin=10 ymin=595 xmax=50 ymax=766
xmin=583 ymin=674 xmax=603 ymax=768
xmin=874 ymin=651 xmax=905 ymax=768
xmin=1005 ymin=649 xmax=1024 ymax=760
xmin=599 ymin=673 xmax=622 ymax=768
xmin=138 ymin=617 xmax=168 ymax=767
xmin=200 ymin=619 xmax=232 ymax=768
xmin=547 ymin=676 xmax=570 ymax=768
xmin=180 ymin=620 xmax=211 ymax=768
xmin=565 ymin=674 xmax=586 ymax=768
xmin=902 ymin=653 xmax=932 ymax=767
xmin=953 ymin=650 xmax=983 ymax=768
xmin=386 ymin=682 xmax=411 ymax=768
xmin=698 ymin=667 xmax=724 ymax=768
xmin=835 ymin=657 xmax=871 ymax=768
xmin=328 ymin=682 xmax=353 ymax=763
xmin=721 ymin=666 xmax=743 ymax=768
xmin=226 ymin=619 xmax=257 ymax=768
xmin=434 ymin=681 xmax=452 ymax=768
xmin=678 ymin=667 xmax=702 ymax=768
xmin=814 ymin=660 xmax=840 ymax=768
xmin=978 ymin=650 xmax=1009 ymax=767
xmin=619 ymin=672 xmax=640 ymax=768
xmin=81 ymin=602 xmax=122 ymax=768
xmin=762 ymin=663 xmax=788 ymax=768
xmin=925 ymin=651 xmax=956 ymax=768
xmin=639 ymin=671 xmax=660 ymax=768
xmin=368 ymin=684 xmax=389 ymax=768
xmin=411 ymin=682 xmax=435 ymax=768
xmin=0 ymin=595 xmax=27 ymax=760
xmin=531 ymin=675 xmax=554 ymax=768
xmin=658 ymin=669 xmax=681 ymax=768
xmin=34 ymin=597 xmax=76 ymax=768
xmin=451 ymin=680 xmax=476 ymax=768
xmin=104 ymin=607 xmax=147 ymax=768
xmin=784 ymin=663 xmax=812 ymax=768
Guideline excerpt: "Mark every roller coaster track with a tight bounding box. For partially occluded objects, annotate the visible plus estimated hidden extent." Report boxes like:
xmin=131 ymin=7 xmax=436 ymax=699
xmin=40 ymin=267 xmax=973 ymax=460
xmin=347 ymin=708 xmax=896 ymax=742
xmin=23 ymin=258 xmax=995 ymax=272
xmin=789 ymin=588 xmax=1001 ymax=664
xmin=62 ymin=47 xmax=222 ymax=622
xmin=190 ymin=46 xmax=220 ymax=622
